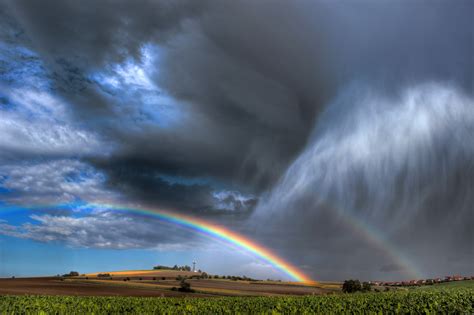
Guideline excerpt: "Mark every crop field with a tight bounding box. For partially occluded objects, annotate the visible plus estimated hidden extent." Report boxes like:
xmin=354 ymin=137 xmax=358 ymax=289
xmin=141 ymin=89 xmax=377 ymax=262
xmin=0 ymin=276 xmax=331 ymax=297
xmin=412 ymin=280 xmax=474 ymax=290
xmin=1 ymin=287 xmax=473 ymax=314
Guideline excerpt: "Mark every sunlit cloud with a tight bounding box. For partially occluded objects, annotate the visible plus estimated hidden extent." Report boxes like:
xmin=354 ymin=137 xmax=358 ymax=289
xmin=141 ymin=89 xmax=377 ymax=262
xmin=0 ymin=211 xmax=200 ymax=249
xmin=212 ymin=190 xmax=257 ymax=212
xmin=91 ymin=44 xmax=183 ymax=128
xmin=0 ymin=159 xmax=118 ymax=205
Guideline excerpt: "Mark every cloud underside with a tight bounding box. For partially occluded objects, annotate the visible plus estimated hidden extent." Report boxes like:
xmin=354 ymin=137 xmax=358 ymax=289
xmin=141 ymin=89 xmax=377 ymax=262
xmin=0 ymin=0 xmax=472 ymax=280
xmin=0 ymin=211 xmax=201 ymax=250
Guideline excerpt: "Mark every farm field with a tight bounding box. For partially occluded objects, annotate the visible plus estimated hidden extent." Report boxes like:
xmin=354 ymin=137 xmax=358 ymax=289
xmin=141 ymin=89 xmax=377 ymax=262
xmin=0 ymin=270 xmax=336 ymax=297
xmin=0 ymin=271 xmax=473 ymax=313
xmin=1 ymin=287 xmax=473 ymax=314
xmin=413 ymin=280 xmax=474 ymax=290
xmin=0 ymin=277 xmax=213 ymax=298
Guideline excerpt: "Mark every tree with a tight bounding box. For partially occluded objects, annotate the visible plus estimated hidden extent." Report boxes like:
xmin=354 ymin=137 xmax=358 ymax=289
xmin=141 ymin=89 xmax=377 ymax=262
xmin=62 ymin=271 xmax=79 ymax=277
xmin=342 ymin=279 xmax=362 ymax=293
xmin=178 ymin=279 xmax=194 ymax=292
xmin=362 ymin=282 xmax=372 ymax=292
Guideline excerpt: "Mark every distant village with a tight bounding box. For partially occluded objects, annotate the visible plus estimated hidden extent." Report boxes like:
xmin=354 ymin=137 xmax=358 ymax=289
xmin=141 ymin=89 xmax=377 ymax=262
xmin=370 ymin=275 xmax=473 ymax=287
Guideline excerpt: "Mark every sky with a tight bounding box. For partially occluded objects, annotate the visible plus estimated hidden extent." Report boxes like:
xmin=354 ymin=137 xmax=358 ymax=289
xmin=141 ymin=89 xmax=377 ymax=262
xmin=0 ymin=0 xmax=472 ymax=281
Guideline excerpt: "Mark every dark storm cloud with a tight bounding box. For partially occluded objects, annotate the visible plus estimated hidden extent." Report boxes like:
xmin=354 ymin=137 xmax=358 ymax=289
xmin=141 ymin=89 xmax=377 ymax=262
xmin=96 ymin=158 xmax=214 ymax=212
xmin=134 ymin=0 xmax=473 ymax=222
xmin=253 ymin=82 xmax=474 ymax=280
xmin=4 ymin=0 xmax=207 ymax=119
xmin=4 ymin=0 xmax=472 ymax=194
xmin=6 ymin=0 xmax=206 ymax=68
xmin=0 ymin=0 xmax=472 ymax=280
xmin=380 ymin=264 xmax=405 ymax=273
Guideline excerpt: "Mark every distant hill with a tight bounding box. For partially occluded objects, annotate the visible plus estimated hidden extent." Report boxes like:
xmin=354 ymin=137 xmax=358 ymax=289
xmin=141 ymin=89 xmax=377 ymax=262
xmin=84 ymin=269 xmax=200 ymax=278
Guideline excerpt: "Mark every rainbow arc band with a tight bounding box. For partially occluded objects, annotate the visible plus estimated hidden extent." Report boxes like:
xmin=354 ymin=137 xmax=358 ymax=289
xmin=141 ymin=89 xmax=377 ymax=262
xmin=91 ymin=204 xmax=316 ymax=285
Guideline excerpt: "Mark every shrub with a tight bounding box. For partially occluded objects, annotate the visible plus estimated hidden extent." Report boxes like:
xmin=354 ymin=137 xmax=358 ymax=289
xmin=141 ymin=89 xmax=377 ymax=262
xmin=362 ymin=282 xmax=372 ymax=292
xmin=62 ymin=271 xmax=79 ymax=277
xmin=178 ymin=279 xmax=194 ymax=293
xmin=342 ymin=279 xmax=362 ymax=293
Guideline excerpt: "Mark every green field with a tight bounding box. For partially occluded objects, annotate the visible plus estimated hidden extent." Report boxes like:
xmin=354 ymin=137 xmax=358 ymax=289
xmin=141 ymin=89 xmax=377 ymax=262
xmin=1 ymin=287 xmax=473 ymax=314
xmin=413 ymin=280 xmax=474 ymax=290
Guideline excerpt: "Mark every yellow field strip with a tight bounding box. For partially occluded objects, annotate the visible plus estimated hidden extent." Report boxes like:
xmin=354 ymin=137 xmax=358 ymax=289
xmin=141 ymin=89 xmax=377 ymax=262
xmin=84 ymin=270 xmax=166 ymax=276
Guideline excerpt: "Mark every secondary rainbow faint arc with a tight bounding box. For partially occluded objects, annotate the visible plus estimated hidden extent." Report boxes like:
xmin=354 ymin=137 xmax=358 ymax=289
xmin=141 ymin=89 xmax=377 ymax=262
xmin=87 ymin=203 xmax=316 ymax=285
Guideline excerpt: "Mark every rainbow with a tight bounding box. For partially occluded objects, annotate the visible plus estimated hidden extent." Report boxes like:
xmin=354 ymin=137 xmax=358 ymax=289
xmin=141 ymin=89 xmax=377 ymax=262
xmin=4 ymin=203 xmax=316 ymax=285
xmin=340 ymin=213 xmax=423 ymax=279
xmin=106 ymin=204 xmax=316 ymax=284
xmin=322 ymin=203 xmax=423 ymax=280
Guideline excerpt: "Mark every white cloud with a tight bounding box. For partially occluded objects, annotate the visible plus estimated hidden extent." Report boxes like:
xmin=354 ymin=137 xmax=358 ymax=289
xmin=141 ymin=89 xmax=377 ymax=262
xmin=257 ymin=82 xmax=474 ymax=225
xmin=0 ymin=87 xmax=111 ymax=156
xmin=5 ymin=87 xmax=66 ymax=120
xmin=212 ymin=190 xmax=256 ymax=211
xmin=0 ymin=159 xmax=118 ymax=205
xmin=0 ymin=211 xmax=199 ymax=250
xmin=91 ymin=44 xmax=183 ymax=128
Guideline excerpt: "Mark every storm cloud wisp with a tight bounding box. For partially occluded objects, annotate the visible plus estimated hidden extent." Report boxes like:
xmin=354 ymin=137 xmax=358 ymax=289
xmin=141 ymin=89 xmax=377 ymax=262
xmin=255 ymin=82 xmax=473 ymax=279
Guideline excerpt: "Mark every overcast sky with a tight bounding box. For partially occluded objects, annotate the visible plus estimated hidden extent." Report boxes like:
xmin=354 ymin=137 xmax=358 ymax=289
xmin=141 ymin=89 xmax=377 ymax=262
xmin=0 ymin=0 xmax=472 ymax=281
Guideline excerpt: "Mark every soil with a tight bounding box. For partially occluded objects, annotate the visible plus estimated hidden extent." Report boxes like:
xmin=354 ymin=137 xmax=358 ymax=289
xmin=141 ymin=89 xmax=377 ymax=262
xmin=0 ymin=277 xmax=210 ymax=297
xmin=0 ymin=273 xmax=340 ymax=297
